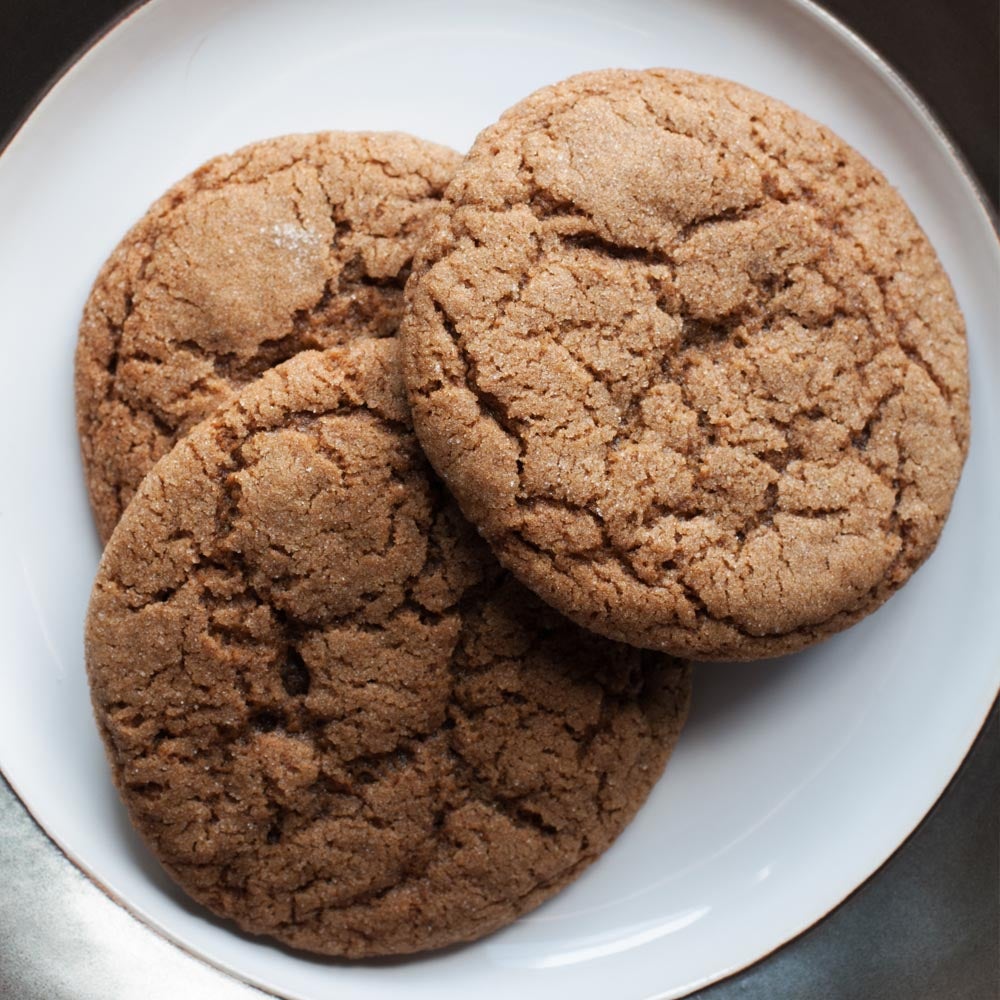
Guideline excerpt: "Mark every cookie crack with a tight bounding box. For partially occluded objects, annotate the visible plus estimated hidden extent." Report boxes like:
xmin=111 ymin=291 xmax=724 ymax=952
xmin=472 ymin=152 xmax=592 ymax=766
xmin=430 ymin=299 xmax=528 ymax=479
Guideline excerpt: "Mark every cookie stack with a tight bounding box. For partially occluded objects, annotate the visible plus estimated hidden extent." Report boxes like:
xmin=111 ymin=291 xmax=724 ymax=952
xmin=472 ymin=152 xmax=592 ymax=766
xmin=79 ymin=69 xmax=969 ymax=957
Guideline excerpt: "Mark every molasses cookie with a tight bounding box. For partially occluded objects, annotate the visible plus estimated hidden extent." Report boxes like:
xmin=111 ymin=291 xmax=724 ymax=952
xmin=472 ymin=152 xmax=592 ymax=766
xmin=76 ymin=131 xmax=460 ymax=543
xmin=85 ymin=339 xmax=691 ymax=957
xmin=400 ymin=68 xmax=970 ymax=660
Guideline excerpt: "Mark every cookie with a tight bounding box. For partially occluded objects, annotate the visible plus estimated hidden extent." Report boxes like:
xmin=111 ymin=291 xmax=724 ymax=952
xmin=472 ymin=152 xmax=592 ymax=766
xmin=400 ymin=68 xmax=970 ymax=661
xmin=76 ymin=131 xmax=460 ymax=544
xmin=85 ymin=338 xmax=691 ymax=957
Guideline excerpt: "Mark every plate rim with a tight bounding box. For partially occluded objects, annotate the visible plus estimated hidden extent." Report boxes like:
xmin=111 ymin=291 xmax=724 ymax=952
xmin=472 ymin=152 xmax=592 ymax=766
xmin=0 ymin=2 xmax=996 ymax=999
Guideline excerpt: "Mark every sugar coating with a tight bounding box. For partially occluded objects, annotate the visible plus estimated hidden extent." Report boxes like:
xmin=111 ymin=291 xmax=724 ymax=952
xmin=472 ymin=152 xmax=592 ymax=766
xmin=76 ymin=131 xmax=460 ymax=543
xmin=84 ymin=339 xmax=691 ymax=957
xmin=400 ymin=68 xmax=970 ymax=661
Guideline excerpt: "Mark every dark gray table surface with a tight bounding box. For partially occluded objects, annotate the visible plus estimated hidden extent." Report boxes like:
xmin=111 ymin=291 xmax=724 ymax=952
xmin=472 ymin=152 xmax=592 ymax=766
xmin=0 ymin=2 xmax=997 ymax=998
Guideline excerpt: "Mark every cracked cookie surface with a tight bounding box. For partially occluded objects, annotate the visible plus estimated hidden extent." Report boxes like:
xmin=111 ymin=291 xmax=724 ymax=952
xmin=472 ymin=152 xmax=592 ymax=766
xmin=76 ymin=131 xmax=460 ymax=543
xmin=399 ymin=68 xmax=970 ymax=660
xmin=85 ymin=339 xmax=691 ymax=957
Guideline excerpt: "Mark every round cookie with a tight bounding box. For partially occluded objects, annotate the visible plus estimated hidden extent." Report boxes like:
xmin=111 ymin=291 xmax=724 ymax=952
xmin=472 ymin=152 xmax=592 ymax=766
xmin=85 ymin=338 xmax=691 ymax=958
xmin=400 ymin=68 xmax=970 ymax=661
xmin=76 ymin=131 xmax=460 ymax=544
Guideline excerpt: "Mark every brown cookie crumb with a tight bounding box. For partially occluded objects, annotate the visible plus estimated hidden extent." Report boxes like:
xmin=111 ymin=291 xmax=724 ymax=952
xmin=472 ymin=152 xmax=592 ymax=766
xmin=400 ymin=68 xmax=970 ymax=660
xmin=76 ymin=131 xmax=460 ymax=543
xmin=85 ymin=339 xmax=691 ymax=957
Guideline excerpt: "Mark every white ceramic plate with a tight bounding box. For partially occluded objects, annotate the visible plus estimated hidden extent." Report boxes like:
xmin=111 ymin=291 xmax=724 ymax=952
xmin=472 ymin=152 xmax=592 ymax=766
xmin=0 ymin=1 xmax=997 ymax=998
